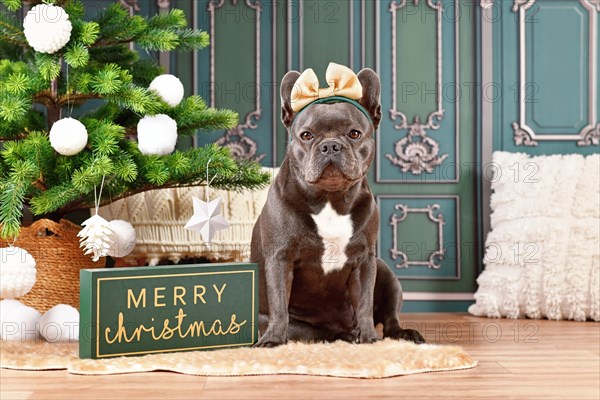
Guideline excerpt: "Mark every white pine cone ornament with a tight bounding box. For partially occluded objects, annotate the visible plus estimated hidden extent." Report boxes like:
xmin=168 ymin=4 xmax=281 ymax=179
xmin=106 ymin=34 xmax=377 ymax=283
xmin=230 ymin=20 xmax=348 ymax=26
xmin=0 ymin=247 xmax=36 ymax=298
xmin=78 ymin=215 xmax=114 ymax=262
xmin=23 ymin=4 xmax=72 ymax=54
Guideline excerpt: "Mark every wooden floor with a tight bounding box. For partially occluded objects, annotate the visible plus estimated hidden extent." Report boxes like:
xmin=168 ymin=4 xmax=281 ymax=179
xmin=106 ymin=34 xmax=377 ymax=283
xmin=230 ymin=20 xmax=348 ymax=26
xmin=1 ymin=313 xmax=599 ymax=400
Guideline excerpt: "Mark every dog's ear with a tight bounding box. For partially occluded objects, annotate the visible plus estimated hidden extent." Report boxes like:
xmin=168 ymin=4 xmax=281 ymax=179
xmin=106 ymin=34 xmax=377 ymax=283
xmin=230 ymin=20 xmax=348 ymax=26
xmin=280 ymin=71 xmax=301 ymax=128
xmin=356 ymin=68 xmax=382 ymax=130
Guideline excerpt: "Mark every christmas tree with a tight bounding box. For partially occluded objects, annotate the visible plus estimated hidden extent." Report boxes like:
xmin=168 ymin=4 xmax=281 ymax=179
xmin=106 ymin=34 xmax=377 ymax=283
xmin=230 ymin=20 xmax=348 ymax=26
xmin=0 ymin=0 xmax=270 ymax=239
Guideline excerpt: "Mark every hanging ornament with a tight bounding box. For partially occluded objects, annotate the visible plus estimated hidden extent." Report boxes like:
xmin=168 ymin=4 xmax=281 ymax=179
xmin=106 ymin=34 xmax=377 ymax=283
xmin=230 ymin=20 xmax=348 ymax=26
xmin=78 ymin=214 xmax=114 ymax=262
xmin=184 ymin=159 xmax=230 ymax=242
xmin=137 ymin=114 xmax=178 ymax=155
xmin=49 ymin=117 xmax=88 ymax=156
xmin=149 ymin=74 xmax=185 ymax=107
xmin=23 ymin=3 xmax=72 ymax=54
xmin=38 ymin=304 xmax=79 ymax=342
xmin=107 ymin=219 xmax=136 ymax=258
xmin=78 ymin=176 xmax=113 ymax=261
xmin=0 ymin=246 xmax=36 ymax=299
xmin=184 ymin=197 xmax=230 ymax=243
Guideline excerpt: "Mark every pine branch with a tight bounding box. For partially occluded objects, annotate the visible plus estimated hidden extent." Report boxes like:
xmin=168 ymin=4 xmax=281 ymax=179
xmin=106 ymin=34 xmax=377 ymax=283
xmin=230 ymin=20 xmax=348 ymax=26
xmin=165 ymin=96 xmax=239 ymax=134
xmin=0 ymin=159 xmax=38 ymax=239
xmin=147 ymin=9 xmax=187 ymax=29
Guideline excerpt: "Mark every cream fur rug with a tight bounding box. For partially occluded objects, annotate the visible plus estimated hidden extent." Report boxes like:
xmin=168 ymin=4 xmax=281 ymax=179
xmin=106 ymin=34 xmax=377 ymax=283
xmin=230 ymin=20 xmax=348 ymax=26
xmin=0 ymin=339 xmax=476 ymax=378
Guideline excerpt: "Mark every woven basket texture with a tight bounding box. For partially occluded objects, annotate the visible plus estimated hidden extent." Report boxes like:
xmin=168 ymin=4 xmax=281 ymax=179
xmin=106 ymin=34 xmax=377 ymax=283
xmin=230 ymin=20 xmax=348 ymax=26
xmin=11 ymin=219 xmax=105 ymax=312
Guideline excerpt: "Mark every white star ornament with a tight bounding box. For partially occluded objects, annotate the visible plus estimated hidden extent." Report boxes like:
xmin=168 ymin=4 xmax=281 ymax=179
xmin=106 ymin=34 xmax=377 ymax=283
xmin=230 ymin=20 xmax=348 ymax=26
xmin=184 ymin=196 xmax=230 ymax=243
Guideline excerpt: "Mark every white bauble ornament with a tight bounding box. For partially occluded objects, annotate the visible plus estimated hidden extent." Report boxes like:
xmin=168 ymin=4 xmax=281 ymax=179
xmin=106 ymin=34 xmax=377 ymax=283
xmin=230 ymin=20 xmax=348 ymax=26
xmin=149 ymin=74 xmax=185 ymax=107
xmin=0 ymin=246 xmax=36 ymax=298
xmin=0 ymin=299 xmax=25 ymax=333
xmin=23 ymin=4 xmax=72 ymax=54
xmin=78 ymin=214 xmax=114 ymax=262
xmin=137 ymin=114 xmax=178 ymax=155
xmin=38 ymin=304 xmax=79 ymax=342
xmin=0 ymin=302 xmax=41 ymax=341
xmin=49 ymin=117 xmax=88 ymax=156
xmin=107 ymin=220 xmax=136 ymax=258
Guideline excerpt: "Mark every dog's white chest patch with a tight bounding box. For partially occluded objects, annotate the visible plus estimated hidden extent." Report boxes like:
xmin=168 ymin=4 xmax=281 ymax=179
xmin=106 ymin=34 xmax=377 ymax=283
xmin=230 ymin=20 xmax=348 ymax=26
xmin=311 ymin=202 xmax=353 ymax=274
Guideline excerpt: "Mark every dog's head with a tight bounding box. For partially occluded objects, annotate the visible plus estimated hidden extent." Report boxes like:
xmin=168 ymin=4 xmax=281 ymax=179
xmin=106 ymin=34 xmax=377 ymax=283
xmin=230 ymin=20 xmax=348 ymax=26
xmin=281 ymin=68 xmax=381 ymax=192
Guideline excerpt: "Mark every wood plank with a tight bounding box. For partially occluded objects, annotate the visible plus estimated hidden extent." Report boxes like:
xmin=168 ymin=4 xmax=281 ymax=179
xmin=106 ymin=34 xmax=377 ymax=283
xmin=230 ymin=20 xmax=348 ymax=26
xmin=1 ymin=313 xmax=599 ymax=400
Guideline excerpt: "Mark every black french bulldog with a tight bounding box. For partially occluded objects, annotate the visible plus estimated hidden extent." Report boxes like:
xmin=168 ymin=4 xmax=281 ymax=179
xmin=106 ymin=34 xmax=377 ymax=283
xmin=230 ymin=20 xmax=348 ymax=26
xmin=250 ymin=67 xmax=424 ymax=347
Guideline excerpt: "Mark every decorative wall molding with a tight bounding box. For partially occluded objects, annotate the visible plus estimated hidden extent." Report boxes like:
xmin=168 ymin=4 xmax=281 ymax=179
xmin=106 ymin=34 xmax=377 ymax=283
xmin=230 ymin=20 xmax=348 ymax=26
xmin=578 ymin=123 xmax=600 ymax=146
xmin=157 ymin=0 xmax=170 ymax=10
xmin=389 ymin=204 xmax=445 ymax=270
xmin=207 ymin=0 xmax=266 ymax=162
xmin=118 ymin=0 xmax=140 ymax=14
xmin=512 ymin=0 xmax=598 ymax=146
xmin=480 ymin=0 xmax=494 ymax=9
xmin=512 ymin=122 xmax=538 ymax=146
xmin=386 ymin=0 xmax=449 ymax=175
xmin=512 ymin=0 xmax=536 ymax=12
xmin=386 ymin=114 xmax=448 ymax=174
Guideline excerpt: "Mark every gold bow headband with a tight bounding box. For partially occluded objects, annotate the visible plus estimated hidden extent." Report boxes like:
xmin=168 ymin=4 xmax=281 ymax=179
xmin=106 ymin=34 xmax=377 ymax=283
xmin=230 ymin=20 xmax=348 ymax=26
xmin=290 ymin=62 xmax=372 ymax=126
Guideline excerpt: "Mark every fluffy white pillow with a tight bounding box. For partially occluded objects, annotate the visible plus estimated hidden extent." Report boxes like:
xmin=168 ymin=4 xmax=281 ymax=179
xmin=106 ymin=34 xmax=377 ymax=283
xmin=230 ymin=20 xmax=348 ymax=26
xmin=469 ymin=152 xmax=599 ymax=321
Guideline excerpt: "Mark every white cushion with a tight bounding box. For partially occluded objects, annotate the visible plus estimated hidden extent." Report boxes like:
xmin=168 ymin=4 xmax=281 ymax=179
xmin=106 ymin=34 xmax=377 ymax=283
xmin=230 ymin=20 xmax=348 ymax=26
xmin=469 ymin=152 xmax=599 ymax=321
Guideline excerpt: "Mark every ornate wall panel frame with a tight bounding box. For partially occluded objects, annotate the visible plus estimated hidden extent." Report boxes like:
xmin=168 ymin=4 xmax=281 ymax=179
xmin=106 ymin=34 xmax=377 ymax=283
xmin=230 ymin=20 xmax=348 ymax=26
xmin=377 ymin=195 xmax=461 ymax=280
xmin=376 ymin=0 xmax=460 ymax=183
xmin=390 ymin=204 xmax=445 ymax=269
xmin=512 ymin=0 xmax=599 ymax=146
xmin=207 ymin=0 xmax=266 ymax=162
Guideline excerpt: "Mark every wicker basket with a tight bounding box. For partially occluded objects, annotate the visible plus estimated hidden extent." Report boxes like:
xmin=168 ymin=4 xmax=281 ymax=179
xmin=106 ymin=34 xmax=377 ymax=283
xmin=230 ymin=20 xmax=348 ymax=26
xmin=12 ymin=219 xmax=105 ymax=312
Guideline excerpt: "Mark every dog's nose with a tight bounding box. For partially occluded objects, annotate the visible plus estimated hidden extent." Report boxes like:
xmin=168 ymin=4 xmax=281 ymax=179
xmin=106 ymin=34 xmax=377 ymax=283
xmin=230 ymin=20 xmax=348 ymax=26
xmin=320 ymin=141 xmax=342 ymax=155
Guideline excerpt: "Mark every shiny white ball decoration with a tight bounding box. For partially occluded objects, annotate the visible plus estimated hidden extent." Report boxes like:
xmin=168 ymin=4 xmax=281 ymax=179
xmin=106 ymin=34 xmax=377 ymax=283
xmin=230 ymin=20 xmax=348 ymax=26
xmin=49 ymin=117 xmax=88 ymax=156
xmin=38 ymin=304 xmax=79 ymax=342
xmin=149 ymin=74 xmax=185 ymax=107
xmin=107 ymin=220 xmax=136 ymax=258
xmin=137 ymin=114 xmax=178 ymax=155
xmin=0 ymin=247 xmax=36 ymax=298
xmin=0 ymin=302 xmax=41 ymax=341
xmin=23 ymin=4 xmax=72 ymax=54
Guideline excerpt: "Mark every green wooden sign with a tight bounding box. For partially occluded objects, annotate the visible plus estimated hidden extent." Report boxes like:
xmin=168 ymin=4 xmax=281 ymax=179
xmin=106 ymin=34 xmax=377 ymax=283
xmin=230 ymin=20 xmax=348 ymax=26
xmin=79 ymin=263 xmax=258 ymax=359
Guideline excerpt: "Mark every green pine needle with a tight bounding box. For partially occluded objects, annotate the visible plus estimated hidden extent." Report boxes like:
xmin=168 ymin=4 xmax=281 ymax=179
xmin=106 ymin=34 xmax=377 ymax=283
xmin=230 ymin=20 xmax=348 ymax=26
xmin=35 ymin=53 xmax=61 ymax=81
xmin=91 ymin=63 xmax=124 ymax=94
xmin=3 ymin=72 xmax=30 ymax=94
xmin=0 ymin=96 xmax=29 ymax=122
xmin=137 ymin=28 xmax=179 ymax=51
xmin=0 ymin=0 xmax=21 ymax=12
xmin=175 ymin=29 xmax=209 ymax=51
xmin=147 ymin=9 xmax=187 ymax=29
xmin=79 ymin=21 xmax=100 ymax=45
xmin=64 ymin=43 xmax=90 ymax=68
xmin=0 ymin=181 xmax=26 ymax=239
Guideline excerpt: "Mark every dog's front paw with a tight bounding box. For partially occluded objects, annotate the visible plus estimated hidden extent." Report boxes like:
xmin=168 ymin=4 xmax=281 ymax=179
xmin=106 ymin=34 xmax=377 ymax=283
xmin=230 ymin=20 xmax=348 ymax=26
xmin=358 ymin=328 xmax=381 ymax=344
xmin=253 ymin=330 xmax=287 ymax=348
xmin=360 ymin=336 xmax=381 ymax=344
xmin=385 ymin=328 xmax=425 ymax=344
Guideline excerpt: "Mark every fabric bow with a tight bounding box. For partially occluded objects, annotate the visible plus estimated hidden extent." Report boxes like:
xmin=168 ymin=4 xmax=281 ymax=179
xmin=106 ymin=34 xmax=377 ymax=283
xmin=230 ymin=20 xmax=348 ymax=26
xmin=290 ymin=62 xmax=363 ymax=112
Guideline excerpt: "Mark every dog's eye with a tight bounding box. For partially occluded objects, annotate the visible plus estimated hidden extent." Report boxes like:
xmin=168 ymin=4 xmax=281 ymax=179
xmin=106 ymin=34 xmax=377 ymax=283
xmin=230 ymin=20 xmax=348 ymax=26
xmin=300 ymin=131 xmax=314 ymax=141
xmin=348 ymin=130 xmax=362 ymax=140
